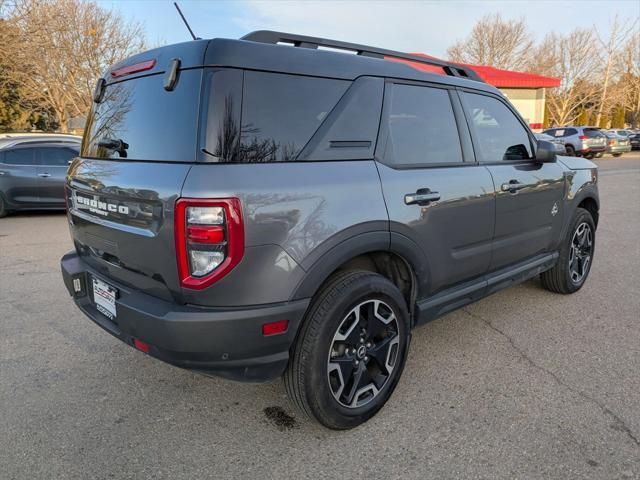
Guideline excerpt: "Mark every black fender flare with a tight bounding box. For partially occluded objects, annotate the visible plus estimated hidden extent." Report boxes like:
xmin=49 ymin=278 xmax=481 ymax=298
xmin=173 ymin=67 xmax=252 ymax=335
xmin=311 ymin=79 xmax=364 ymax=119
xmin=289 ymin=230 xmax=430 ymax=308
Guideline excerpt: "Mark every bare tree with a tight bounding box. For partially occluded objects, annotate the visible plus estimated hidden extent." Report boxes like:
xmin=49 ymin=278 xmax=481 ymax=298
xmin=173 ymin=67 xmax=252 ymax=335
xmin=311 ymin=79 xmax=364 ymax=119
xmin=529 ymin=29 xmax=601 ymax=126
xmin=447 ymin=13 xmax=534 ymax=70
xmin=593 ymin=16 xmax=638 ymax=126
xmin=2 ymin=0 xmax=145 ymax=132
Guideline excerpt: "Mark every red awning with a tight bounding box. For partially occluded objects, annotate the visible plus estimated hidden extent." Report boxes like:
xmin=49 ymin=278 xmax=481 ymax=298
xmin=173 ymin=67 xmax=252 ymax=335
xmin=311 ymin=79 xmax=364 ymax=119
xmin=390 ymin=53 xmax=560 ymax=89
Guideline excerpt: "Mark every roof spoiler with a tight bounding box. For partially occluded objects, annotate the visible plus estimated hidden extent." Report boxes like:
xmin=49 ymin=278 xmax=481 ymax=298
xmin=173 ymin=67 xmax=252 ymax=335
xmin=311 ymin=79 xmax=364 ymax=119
xmin=241 ymin=30 xmax=484 ymax=83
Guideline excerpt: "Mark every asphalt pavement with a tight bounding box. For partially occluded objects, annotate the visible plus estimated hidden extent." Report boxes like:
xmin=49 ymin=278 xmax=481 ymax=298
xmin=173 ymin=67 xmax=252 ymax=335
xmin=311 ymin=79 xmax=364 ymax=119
xmin=1 ymin=154 xmax=639 ymax=479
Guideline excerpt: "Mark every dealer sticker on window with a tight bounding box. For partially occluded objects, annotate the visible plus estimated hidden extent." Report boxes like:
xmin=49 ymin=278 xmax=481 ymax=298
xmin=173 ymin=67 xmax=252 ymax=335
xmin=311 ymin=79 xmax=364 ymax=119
xmin=93 ymin=277 xmax=117 ymax=320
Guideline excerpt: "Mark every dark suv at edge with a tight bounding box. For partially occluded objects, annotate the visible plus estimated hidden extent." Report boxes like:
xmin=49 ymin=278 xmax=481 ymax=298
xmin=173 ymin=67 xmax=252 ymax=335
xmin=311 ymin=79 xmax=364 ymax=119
xmin=60 ymin=31 xmax=599 ymax=429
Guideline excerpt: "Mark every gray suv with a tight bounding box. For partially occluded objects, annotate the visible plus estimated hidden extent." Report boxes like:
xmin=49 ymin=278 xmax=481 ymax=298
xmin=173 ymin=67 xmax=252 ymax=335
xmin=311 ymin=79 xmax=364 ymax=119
xmin=0 ymin=136 xmax=81 ymax=217
xmin=60 ymin=32 xmax=600 ymax=429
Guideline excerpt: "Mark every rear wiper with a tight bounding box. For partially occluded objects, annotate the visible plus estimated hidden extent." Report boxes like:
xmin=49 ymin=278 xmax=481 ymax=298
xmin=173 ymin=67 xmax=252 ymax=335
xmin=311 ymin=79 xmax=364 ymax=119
xmin=97 ymin=138 xmax=129 ymax=158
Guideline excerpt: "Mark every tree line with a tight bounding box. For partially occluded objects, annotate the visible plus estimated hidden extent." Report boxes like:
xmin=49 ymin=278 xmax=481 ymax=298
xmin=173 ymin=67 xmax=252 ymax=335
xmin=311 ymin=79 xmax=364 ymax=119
xmin=0 ymin=3 xmax=638 ymax=132
xmin=0 ymin=0 xmax=145 ymax=132
xmin=448 ymin=13 xmax=640 ymax=128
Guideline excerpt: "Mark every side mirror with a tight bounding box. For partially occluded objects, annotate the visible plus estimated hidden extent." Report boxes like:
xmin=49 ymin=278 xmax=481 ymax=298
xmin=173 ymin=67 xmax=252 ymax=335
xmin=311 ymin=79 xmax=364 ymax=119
xmin=535 ymin=140 xmax=557 ymax=163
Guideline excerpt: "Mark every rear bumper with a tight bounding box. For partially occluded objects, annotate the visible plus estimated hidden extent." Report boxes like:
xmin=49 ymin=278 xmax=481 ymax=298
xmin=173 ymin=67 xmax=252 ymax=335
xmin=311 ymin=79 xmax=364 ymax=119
xmin=61 ymin=251 xmax=309 ymax=382
xmin=580 ymin=146 xmax=606 ymax=153
xmin=606 ymin=145 xmax=632 ymax=154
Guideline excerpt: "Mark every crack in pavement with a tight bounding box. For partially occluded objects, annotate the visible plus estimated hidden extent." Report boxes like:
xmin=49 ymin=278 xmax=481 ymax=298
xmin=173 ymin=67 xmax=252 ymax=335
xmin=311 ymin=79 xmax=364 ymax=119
xmin=462 ymin=308 xmax=640 ymax=448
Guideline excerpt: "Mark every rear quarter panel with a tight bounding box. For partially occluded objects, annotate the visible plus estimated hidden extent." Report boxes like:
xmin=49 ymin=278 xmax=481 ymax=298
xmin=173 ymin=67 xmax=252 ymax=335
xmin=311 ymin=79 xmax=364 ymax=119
xmin=181 ymin=160 xmax=389 ymax=305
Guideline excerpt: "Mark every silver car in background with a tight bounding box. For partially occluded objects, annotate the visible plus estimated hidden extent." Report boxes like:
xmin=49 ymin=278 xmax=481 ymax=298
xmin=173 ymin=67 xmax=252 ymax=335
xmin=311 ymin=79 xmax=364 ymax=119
xmin=603 ymin=131 xmax=631 ymax=157
xmin=542 ymin=126 xmax=607 ymax=158
xmin=535 ymin=133 xmax=565 ymax=154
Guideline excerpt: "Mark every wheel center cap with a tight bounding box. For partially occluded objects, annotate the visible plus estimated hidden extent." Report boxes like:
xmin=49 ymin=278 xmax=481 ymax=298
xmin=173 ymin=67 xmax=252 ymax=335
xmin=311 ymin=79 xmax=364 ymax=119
xmin=356 ymin=345 xmax=367 ymax=359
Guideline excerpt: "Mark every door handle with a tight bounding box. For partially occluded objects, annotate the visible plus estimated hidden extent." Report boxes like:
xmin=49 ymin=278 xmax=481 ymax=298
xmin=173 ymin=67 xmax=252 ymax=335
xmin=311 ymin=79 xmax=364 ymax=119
xmin=501 ymin=180 xmax=527 ymax=193
xmin=404 ymin=189 xmax=441 ymax=206
xmin=38 ymin=173 xmax=51 ymax=178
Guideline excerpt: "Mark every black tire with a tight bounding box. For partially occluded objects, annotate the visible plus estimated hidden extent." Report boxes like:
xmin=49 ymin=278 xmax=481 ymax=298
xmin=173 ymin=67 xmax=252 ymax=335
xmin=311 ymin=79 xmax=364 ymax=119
xmin=612 ymin=153 xmax=622 ymax=157
xmin=0 ymin=195 xmax=8 ymax=218
xmin=565 ymin=145 xmax=576 ymax=156
xmin=584 ymin=152 xmax=595 ymax=159
xmin=541 ymin=207 xmax=596 ymax=294
xmin=285 ymin=270 xmax=411 ymax=429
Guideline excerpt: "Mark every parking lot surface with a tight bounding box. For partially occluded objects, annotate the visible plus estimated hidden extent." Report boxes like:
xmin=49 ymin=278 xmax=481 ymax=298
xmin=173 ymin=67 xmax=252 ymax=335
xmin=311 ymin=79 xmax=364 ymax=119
xmin=1 ymin=155 xmax=639 ymax=479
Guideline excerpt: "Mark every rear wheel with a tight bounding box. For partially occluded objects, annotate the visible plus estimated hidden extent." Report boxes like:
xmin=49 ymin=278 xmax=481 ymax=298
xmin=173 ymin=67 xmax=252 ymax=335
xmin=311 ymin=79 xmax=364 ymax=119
xmin=285 ymin=271 xmax=410 ymax=429
xmin=612 ymin=153 xmax=622 ymax=157
xmin=541 ymin=207 xmax=595 ymax=294
xmin=0 ymin=195 xmax=8 ymax=218
xmin=565 ymin=145 xmax=576 ymax=156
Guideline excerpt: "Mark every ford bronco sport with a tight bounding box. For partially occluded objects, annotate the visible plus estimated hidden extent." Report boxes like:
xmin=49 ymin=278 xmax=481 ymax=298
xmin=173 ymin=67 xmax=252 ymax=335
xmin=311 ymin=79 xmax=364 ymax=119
xmin=61 ymin=31 xmax=599 ymax=429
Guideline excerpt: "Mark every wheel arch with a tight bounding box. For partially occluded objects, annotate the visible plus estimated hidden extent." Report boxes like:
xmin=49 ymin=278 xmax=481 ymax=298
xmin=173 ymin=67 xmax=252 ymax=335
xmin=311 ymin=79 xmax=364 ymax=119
xmin=290 ymin=232 xmax=425 ymax=323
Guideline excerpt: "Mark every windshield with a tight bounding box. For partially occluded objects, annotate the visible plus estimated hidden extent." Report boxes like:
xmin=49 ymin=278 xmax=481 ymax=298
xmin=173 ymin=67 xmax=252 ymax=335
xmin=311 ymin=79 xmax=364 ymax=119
xmin=82 ymin=70 xmax=202 ymax=162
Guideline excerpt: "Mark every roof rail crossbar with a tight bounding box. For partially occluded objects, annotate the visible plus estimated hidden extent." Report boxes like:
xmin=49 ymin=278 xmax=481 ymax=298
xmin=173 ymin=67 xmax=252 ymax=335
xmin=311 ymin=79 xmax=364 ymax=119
xmin=241 ymin=30 xmax=484 ymax=83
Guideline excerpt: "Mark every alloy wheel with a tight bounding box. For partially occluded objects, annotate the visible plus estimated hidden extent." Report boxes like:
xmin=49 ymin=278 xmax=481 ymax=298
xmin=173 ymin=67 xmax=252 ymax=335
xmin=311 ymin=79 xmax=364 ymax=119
xmin=569 ymin=222 xmax=593 ymax=284
xmin=327 ymin=299 xmax=400 ymax=408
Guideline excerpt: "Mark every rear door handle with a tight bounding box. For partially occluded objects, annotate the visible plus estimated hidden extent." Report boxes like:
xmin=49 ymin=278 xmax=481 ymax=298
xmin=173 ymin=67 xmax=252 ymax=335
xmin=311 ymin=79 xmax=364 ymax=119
xmin=501 ymin=180 xmax=526 ymax=193
xmin=404 ymin=190 xmax=441 ymax=206
xmin=38 ymin=173 xmax=51 ymax=178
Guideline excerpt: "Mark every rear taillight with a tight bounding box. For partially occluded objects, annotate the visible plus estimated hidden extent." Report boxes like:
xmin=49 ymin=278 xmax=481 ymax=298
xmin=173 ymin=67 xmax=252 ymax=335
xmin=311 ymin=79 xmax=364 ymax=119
xmin=609 ymin=140 xmax=615 ymax=145
xmin=175 ymin=198 xmax=244 ymax=290
xmin=579 ymin=135 xmax=588 ymax=140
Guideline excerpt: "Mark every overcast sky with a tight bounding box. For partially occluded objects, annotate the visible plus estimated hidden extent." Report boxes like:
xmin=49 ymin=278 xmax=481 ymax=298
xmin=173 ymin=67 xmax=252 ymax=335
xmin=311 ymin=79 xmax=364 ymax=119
xmin=98 ymin=0 xmax=639 ymax=58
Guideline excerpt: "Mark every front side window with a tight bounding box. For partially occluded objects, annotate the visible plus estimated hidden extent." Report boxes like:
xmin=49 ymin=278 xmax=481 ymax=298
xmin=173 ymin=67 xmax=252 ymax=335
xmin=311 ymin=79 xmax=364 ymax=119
xmin=464 ymin=93 xmax=532 ymax=161
xmin=3 ymin=148 xmax=35 ymax=165
xmin=381 ymin=84 xmax=462 ymax=166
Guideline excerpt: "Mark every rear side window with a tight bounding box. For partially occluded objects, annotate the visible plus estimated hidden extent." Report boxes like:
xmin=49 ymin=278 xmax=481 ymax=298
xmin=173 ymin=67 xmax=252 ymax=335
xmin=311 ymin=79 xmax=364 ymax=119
xmin=3 ymin=148 xmax=35 ymax=165
xmin=82 ymin=69 xmax=202 ymax=161
xmin=380 ymin=84 xmax=462 ymax=166
xmin=464 ymin=93 xmax=532 ymax=161
xmin=238 ymin=72 xmax=349 ymax=162
xmin=38 ymin=147 xmax=78 ymax=166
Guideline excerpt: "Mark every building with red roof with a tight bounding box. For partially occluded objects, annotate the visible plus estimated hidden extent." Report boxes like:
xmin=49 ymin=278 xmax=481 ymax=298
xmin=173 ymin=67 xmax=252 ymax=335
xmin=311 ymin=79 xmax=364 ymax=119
xmin=387 ymin=54 xmax=561 ymax=131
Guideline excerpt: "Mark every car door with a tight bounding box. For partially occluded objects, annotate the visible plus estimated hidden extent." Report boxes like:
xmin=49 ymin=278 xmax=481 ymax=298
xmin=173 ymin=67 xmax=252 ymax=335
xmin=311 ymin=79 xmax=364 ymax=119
xmin=36 ymin=145 xmax=78 ymax=206
xmin=376 ymin=82 xmax=495 ymax=297
xmin=460 ymin=90 xmax=565 ymax=272
xmin=0 ymin=146 xmax=39 ymax=206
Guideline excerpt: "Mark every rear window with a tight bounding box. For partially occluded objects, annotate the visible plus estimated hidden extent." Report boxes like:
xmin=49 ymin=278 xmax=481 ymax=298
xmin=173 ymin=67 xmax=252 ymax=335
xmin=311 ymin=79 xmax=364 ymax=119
xmin=584 ymin=128 xmax=604 ymax=138
xmin=82 ymin=70 xmax=202 ymax=161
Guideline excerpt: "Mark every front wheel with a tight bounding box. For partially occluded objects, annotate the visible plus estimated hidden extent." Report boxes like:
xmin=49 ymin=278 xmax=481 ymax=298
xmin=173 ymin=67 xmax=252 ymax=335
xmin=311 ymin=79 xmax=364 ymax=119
xmin=285 ymin=271 xmax=410 ymax=429
xmin=541 ymin=207 xmax=596 ymax=294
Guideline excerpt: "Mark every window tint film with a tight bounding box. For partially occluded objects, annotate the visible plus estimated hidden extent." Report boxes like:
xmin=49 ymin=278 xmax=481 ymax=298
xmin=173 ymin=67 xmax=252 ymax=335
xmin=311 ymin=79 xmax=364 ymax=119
xmin=238 ymin=72 xmax=349 ymax=162
xmin=82 ymin=70 xmax=201 ymax=161
xmin=382 ymin=84 xmax=462 ymax=166
xmin=465 ymin=93 xmax=532 ymax=161
xmin=584 ymin=128 xmax=604 ymax=138
xmin=39 ymin=147 xmax=78 ymax=166
xmin=3 ymin=148 xmax=35 ymax=165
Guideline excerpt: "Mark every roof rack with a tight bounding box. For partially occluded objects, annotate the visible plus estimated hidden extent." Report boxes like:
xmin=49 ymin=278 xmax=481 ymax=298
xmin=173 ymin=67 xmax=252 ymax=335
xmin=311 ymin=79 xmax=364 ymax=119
xmin=241 ymin=30 xmax=484 ymax=83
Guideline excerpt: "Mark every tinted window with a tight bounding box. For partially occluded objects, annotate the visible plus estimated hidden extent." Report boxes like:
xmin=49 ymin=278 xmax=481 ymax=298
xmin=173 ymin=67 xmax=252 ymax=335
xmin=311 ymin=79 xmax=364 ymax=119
xmin=565 ymin=128 xmax=578 ymax=136
xmin=382 ymin=84 xmax=462 ymax=166
xmin=3 ymin=148 xmax=35 ymax=165
xmin=465 ymin=93 xmax=532 ymax=161
xmin=83 ymin=70 xmax=201 ymax=161
xmin=584 ymin=128 xmax=604 ymax=138
xmin=39 ymin=147 xmax=78 ymax=166
xmin=238 ymin=72 xmax=349 ymax=162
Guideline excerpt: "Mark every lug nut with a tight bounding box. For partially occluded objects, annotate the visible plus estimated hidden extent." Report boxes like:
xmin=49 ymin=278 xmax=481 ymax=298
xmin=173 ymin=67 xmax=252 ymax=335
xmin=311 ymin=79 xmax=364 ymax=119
xmin=355 ymin=360 xmax=360 ymax=365
xmin=364 ymin=356 xmax=369 ymax=362
xmin=366 ymin=342 xmax=372 ymax=348
xmin=360 ymin=338 xmax=365 ymax=344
